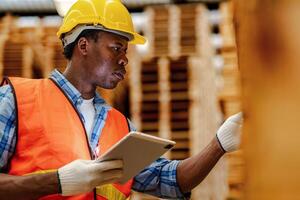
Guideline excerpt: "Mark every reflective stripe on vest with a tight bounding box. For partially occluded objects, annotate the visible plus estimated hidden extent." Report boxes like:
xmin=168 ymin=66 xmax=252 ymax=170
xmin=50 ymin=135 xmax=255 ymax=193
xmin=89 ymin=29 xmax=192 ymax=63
xmin=5 ymin=77 xmax=132 ymax=200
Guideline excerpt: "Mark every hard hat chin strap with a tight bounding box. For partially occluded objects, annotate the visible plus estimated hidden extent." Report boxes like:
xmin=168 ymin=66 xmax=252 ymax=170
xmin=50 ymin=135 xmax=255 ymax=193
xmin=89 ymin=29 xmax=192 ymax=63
xmin=61 ymin=24 xmax=133 ymax=47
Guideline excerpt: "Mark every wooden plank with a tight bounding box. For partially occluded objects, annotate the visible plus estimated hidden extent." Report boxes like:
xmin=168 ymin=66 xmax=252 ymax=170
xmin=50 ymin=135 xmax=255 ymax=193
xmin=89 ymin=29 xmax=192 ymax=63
xmin=22 ymin=45 xmax=33 ymax=78
xmin=169 ymin=5 xmax=181 ymax=58
xmin=170 ymin=121 xmax=189 ymax=130
xmin=145 ymin=6 xmax=169 ymax=57
xmin=128 ymin=49 xmax=142 ymax=130
xmin=219 ymin=1 xmax=236 ymax=49
xmin=188 ymin=57 xmax=228 ymax=199
xmin=141 ymin=84 xmax=159 ymax=92
xmin=158 ymin=58 xmax=171 ymax=158
xmin=195 ymin=4 xmax=213 ymax=57
xmin=180 ymin=5 xmax=197 ymax=55
xmin=171 ymin=131 xmax=189 ymax=140
xmin=141 ymin=112 xmax=159 ymax=120
xmin=235 ymin=0 xmax=300 ymax=198
xmin=141 ymin=122 xmax=159 ymax=130
xmin=167 ymin=56 xmax=190 ymax=161
xmin=141 ymin=102 xmax=159 ymax=112
xmin=170 ymin=92 xmax=189 ymax=101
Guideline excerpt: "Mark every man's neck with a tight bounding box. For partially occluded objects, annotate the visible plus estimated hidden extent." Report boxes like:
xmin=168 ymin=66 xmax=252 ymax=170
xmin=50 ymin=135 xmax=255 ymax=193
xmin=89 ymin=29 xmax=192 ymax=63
xmin=63 ymin=62 xmax=96 ymax=99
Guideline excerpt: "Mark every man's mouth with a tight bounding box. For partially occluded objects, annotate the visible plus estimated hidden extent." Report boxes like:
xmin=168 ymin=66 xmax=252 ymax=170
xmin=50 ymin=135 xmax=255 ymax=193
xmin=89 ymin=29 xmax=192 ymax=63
xmin=113 ymin=71 xmax=125 ymax=80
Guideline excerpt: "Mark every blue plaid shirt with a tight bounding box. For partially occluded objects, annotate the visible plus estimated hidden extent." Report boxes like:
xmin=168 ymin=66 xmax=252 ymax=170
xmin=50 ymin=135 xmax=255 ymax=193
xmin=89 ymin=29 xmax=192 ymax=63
xmin=0 ymin=69 xmax=189 ymax=199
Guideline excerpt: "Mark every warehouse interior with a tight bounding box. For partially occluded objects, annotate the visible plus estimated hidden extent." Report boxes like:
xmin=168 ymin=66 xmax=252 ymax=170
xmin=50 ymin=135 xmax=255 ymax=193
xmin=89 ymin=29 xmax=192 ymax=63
xmin=1 ymin=0 xmax=300 ymax=199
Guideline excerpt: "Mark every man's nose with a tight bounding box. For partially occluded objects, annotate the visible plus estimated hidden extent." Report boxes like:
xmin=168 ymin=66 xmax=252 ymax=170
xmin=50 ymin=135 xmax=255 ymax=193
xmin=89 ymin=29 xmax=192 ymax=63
xmin=118 ymin=54 xmax=128 ymax=67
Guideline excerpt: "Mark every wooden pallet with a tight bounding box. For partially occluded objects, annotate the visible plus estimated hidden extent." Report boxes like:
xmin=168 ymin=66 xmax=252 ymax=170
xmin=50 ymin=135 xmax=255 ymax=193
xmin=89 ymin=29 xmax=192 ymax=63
xmin=0 ymin=17 xmax=65 ymax=80
xmin=2 ymin=39 xmax=33 ymax=78
xmin=144 ymin=4 xmax=211 ymax=58
xmin=144 ymin=6 xmax=170 ymax=57
xmin=168 ymin=56 xmax=190 ymax=160
xmin=218 ymin=2 xmax=244 ymax=199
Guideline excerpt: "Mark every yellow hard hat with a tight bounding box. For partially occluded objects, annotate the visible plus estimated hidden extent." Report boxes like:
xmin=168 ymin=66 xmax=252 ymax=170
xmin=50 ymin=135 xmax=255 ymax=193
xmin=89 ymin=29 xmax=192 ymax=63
xmin=57 ymin=0 xmax=146 ymax=46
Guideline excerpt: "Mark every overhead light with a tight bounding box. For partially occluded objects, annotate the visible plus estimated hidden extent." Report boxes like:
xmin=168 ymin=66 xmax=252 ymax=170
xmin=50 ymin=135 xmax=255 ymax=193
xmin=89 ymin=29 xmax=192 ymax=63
xmin=123 ymin=0 xmax=171 ymax=7
xmin=53 ymin=0 xmax=77 ymax=16
xmin=0 ymin=0 xmax=56 ymax=13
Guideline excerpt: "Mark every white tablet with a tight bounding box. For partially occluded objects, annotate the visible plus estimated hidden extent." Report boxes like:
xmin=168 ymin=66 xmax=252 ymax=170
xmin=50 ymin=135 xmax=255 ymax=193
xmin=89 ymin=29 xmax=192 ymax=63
xmin=95 ymin=131 xmax=175 ymax=184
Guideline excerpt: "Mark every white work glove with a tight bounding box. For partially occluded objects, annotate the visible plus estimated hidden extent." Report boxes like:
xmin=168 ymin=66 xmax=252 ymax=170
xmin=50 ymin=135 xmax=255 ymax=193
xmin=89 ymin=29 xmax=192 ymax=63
xmin=58 ymin=159 xmax=123 ymax=196
xmin=216 ymin=112 xmax=243 ymax=152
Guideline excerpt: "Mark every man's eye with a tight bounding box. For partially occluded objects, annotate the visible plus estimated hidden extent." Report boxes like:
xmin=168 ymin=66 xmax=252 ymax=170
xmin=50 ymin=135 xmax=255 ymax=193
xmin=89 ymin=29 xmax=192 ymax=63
xmin=112 ymin=47 xmax=120 ymax=51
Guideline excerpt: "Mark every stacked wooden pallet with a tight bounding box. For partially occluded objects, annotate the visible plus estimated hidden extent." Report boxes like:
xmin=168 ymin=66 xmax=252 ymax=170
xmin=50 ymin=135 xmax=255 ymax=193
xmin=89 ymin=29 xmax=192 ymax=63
xmin=168 ymin=56 xmax=190 ymax=160
xmin=131 ymin=3 xmax=230 ymax=199
xmin=139 ymin=57 xmax=160 ymax=137
xmin=0 ymin=16 xmax=65 ymax=80
xmin=218 ymin=1 xmax=244 ymax=199
xmin=2 ymin=39 xmax=25 ymax=77
xmin=129 ymin=56 xmax=191 ymax=160
xmin=144 ymin=6 xmax=170 ymax=57
xmin=2 ymin=21 xmax=35 ymax=79
xmin=145 ymin=4 xmax=209 ymax=58
xmin=179 ymin=5 xmax=197 ymax=55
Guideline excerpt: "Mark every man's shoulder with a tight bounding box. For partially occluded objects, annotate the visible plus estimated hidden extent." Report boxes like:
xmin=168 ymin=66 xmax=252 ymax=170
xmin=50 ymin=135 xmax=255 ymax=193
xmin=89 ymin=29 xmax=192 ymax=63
xmin=0 ymin=84 xmax=13 ymax=98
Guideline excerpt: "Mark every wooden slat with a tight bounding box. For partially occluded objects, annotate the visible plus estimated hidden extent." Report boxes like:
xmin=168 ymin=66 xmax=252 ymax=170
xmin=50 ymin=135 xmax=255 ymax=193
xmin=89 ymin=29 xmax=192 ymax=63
xmin=220 ymin=1 xmax=236 ymax=50
xmin=129 ymin=52 xmax=142 ymax=131
xmin=188 ymin=57 xmax=228 ymax=199
xmin=158 ymin=58 xmax=171 ymax=159
xmin=171 ymin=131 xmax=189 ymax=140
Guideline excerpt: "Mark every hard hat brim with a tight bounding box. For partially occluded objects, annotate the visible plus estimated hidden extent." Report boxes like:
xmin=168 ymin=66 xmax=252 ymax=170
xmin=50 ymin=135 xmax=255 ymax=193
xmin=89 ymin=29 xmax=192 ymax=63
xmin=60 ymin=24 xmax=147 ymax=47
xmin=130 ymin=33 xmax=146 ymax=45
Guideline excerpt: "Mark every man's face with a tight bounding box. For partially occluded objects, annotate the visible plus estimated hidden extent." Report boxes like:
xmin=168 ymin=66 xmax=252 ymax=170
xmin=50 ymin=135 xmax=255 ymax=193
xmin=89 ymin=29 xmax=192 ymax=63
xmin=85 ymin=31 xmax=128 ymax=89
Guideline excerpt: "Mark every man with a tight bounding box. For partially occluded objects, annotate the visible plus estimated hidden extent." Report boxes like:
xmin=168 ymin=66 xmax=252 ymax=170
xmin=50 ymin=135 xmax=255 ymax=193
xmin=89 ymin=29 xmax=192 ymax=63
xmin=0 ymin=0 xmax=242 ymax=199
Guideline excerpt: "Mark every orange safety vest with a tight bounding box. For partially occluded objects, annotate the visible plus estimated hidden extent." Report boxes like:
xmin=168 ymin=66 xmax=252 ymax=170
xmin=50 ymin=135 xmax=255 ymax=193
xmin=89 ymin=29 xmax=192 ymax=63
xmin=4 ymin=77 xmax=133 ymax=200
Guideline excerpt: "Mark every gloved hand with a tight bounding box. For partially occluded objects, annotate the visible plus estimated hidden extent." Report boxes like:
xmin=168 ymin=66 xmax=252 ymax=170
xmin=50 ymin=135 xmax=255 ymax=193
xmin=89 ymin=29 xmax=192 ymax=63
xmin=216 ymin=112 xmax=243 ymax=152
xmin=58 ymin=159 xmax=123 ymax=196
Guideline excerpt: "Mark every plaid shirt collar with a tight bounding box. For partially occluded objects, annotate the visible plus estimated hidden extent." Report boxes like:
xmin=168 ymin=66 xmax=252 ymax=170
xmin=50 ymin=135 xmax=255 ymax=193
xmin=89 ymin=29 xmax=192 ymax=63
xmin=49 ymin=69 xmax=106 ymax=107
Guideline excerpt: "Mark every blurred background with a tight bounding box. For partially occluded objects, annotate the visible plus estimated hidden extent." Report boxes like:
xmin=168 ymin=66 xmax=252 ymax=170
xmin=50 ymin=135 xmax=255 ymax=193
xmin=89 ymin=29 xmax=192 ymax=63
xmin=0 ymin=0 xmax=242 ymax=199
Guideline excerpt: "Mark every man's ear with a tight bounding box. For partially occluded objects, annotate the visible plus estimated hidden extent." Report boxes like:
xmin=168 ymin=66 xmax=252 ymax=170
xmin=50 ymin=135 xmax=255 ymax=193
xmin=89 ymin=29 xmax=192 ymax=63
xmin=77 ymin=37 xmax=89 ymax=56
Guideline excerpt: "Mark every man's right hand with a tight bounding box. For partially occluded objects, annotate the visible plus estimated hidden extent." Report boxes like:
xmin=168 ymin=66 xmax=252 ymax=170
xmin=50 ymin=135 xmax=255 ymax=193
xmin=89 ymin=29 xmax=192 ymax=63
xmin=58 ymin=159 xmax=123 ymax=196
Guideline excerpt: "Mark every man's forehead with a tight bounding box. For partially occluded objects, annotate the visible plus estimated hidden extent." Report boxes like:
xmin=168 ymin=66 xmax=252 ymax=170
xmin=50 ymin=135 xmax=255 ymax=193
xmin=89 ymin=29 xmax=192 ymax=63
xmin=101 ymin=31 xmax=129 ymax=46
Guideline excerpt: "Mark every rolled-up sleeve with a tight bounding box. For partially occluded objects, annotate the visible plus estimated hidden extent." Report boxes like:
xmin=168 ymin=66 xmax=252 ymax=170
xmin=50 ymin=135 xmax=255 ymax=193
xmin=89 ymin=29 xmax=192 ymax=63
xmin=132 ymin=158 xmax=191 ymax=199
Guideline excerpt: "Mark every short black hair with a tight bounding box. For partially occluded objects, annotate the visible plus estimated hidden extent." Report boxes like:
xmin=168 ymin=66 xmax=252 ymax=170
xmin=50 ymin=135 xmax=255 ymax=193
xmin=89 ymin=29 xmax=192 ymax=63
xmin=62 ymin=29 xmax=101 ymax=60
